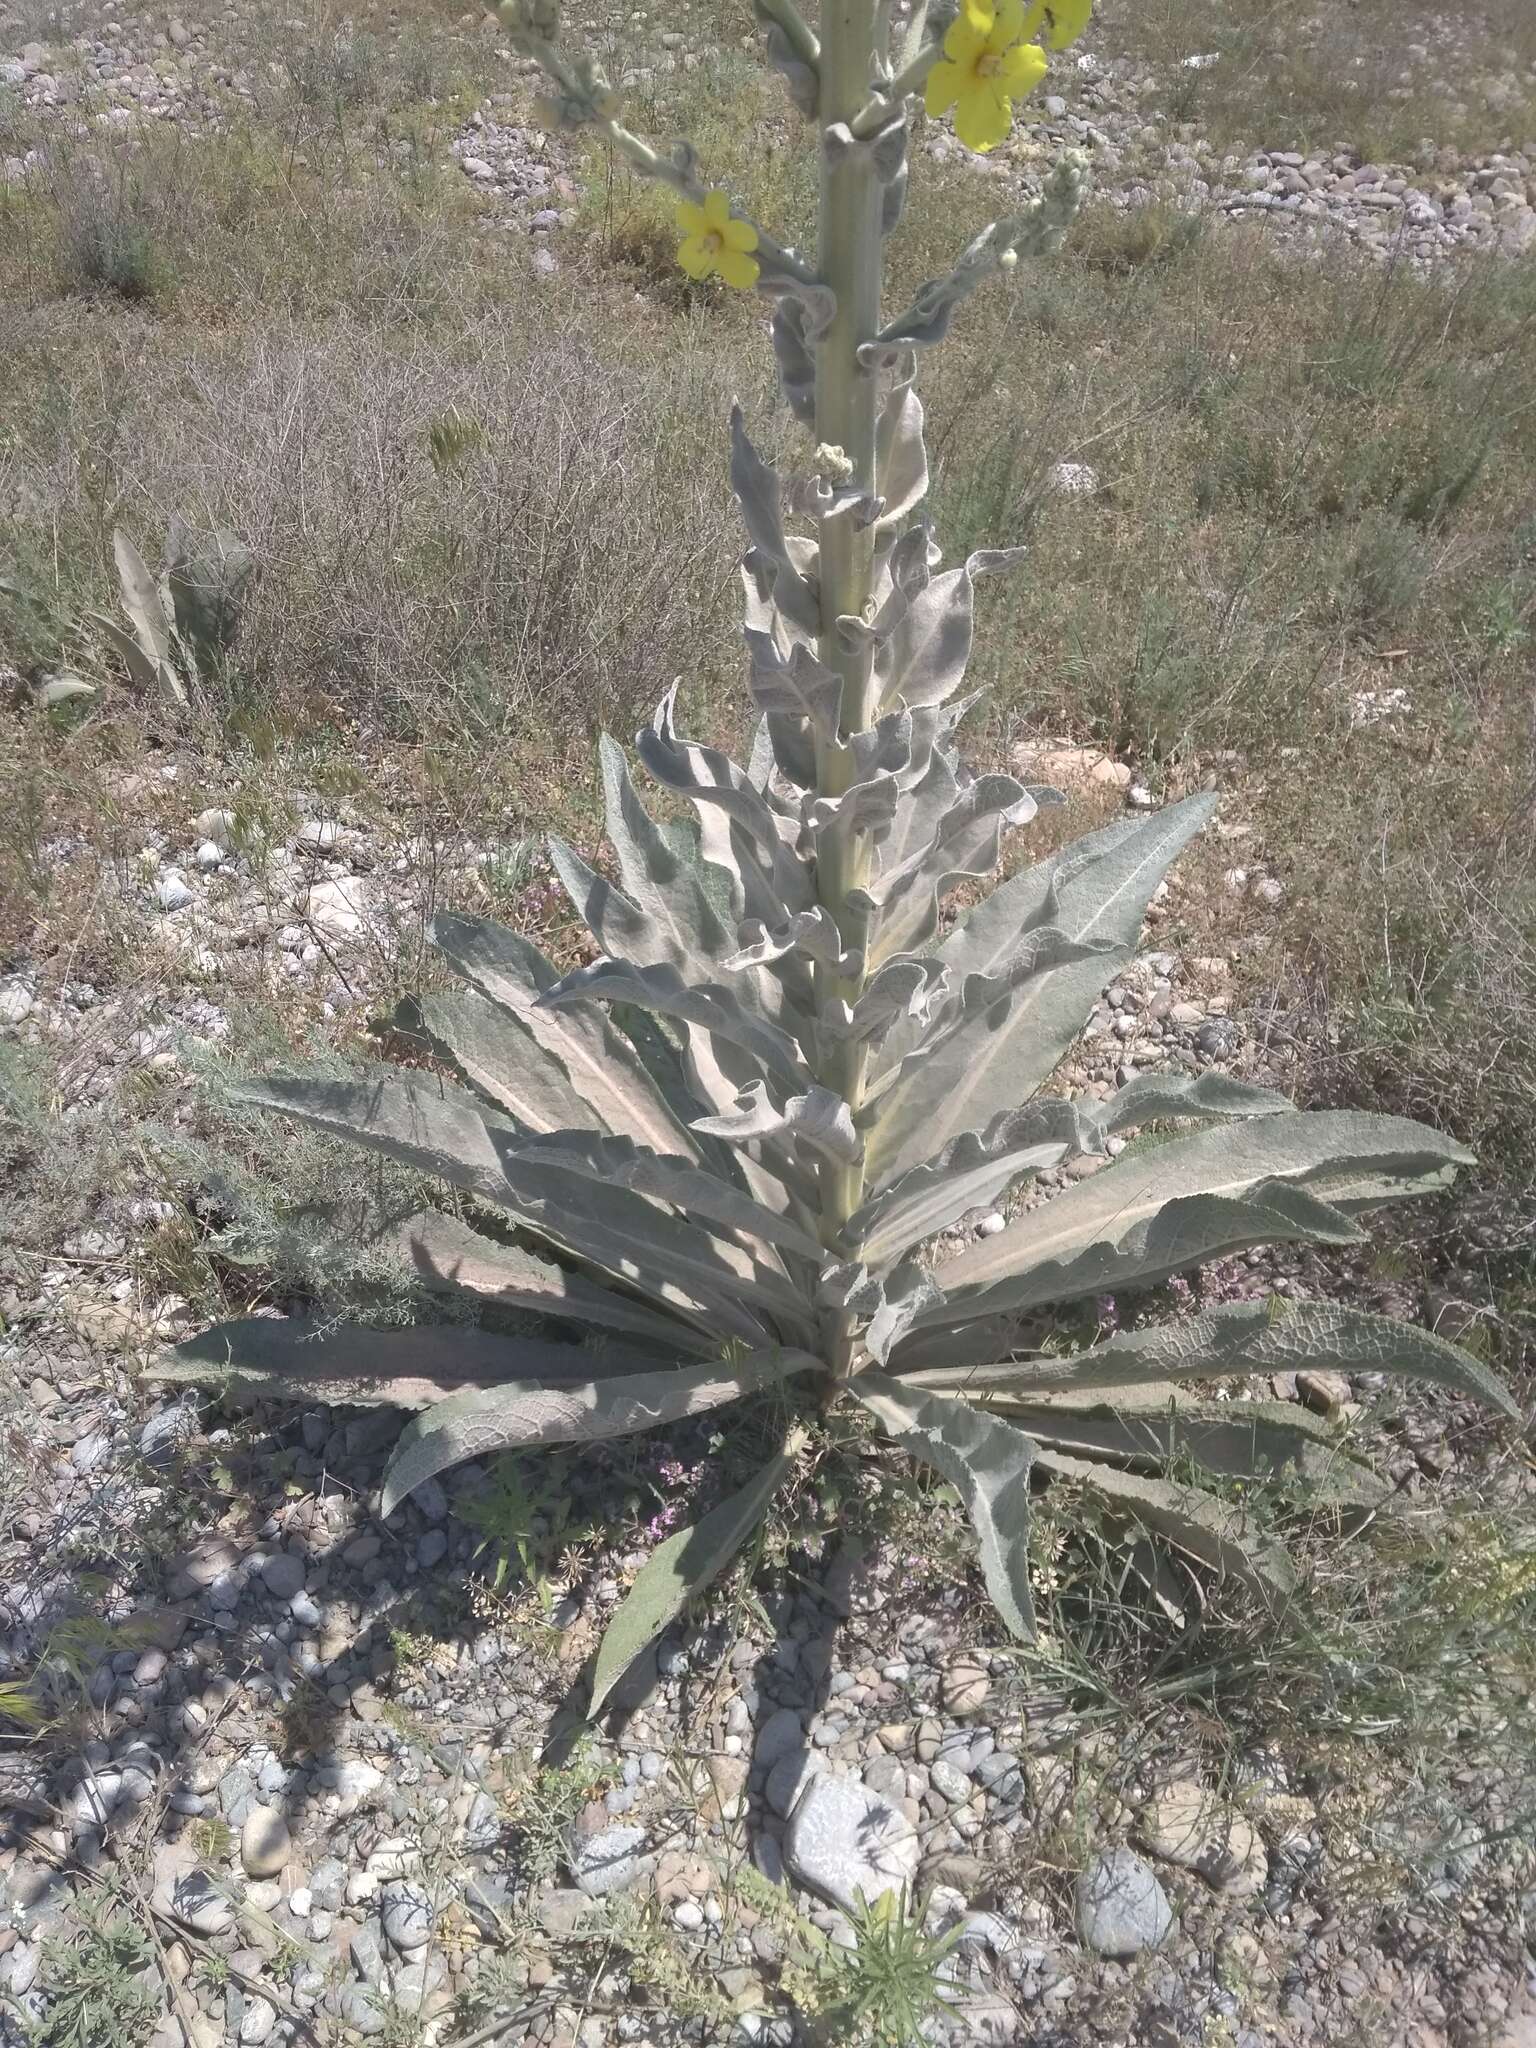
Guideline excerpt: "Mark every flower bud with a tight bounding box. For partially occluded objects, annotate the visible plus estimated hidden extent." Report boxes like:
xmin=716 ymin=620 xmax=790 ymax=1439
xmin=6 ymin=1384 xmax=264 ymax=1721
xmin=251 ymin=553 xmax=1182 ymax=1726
xmin=815 ymin=442 xmax=854 ymax=483
xmin=493 ymin=0 xmax=559 ymax=30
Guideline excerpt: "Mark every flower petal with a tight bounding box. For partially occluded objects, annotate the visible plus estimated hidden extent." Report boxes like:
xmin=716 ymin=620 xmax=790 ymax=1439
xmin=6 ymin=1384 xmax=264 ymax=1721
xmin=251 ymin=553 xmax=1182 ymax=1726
xmin=677 ymin=236 xmax=716 ymax=280
xmin=990 ymin=0 xmax=1026 ymax=47
xmin=675 ymin=200 xmax=707 ymax=237
xmin=722 ymin=216 xmax=760 ymax=253
xmin=703 ymin=188 xmax=732 ymax=230
xmin=715 ymin=245 xmax=761 ymax=290
xmin=997 ymin=42 xmax=1047 ymax=91
xmin=1042 ymin=0 xmax=1091 ymax=48
xmin=954 ymin=81 xmax=1012 ymax=151
xmin=925 ymin=57 xmax=965 ymax=115
xmin=941 ymin=14 xmax=986 ymax=64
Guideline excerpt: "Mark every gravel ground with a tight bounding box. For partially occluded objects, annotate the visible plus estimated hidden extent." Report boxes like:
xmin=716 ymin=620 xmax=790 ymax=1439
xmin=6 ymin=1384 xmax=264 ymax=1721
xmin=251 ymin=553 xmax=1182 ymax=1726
xmin=1 ymin=752 xmax=1533 ymax=2047
xmin=3 ymin=3 xmax=1534 ymax=265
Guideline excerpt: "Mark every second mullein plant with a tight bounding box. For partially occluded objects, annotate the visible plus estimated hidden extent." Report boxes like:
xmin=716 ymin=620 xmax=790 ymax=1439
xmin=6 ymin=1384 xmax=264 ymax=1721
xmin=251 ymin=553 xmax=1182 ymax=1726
xmin=163 ymin=0 xmax=1517 ymax=1703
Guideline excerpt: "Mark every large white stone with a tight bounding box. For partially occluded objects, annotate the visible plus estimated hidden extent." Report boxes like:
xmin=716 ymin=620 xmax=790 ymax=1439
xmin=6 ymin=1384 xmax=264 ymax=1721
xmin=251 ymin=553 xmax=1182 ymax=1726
xmin=569 ymin=1825 xmax=650 ymax=1898
xmin=155 ymin=869 xmax=194 ymax=912
xmin=783 ymin=1771 xmax=919 ymax=1915
xmin=1074 ymin=1848 xmax=1172 ymax=1958
xmin=240 ymin=1806 xmax=290 ymax=1879
xmin=333 ymin=1759 xmax=384 ymax=1818
xmin=1138 ymin=1781 xmax=1268 ymax=1895
xmin=304 ymin=876 xmax=371 ymax=940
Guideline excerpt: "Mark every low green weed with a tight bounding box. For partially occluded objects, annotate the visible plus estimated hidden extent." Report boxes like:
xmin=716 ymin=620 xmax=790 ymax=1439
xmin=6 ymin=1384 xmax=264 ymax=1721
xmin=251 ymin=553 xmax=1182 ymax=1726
xmin=459 ymin=1451 xmax=599 ymax=1610
xmin=30 ymin=1886 xmax=159 ymax=2048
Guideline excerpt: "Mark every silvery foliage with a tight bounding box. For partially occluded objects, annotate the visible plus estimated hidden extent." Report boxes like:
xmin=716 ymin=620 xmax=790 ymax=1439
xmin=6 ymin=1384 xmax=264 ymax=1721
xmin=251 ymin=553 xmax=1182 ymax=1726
xmin=89 ymin=519 xmax=253 ymax=707
xmin=159 ymin=114 xmax=1514 ymax=1717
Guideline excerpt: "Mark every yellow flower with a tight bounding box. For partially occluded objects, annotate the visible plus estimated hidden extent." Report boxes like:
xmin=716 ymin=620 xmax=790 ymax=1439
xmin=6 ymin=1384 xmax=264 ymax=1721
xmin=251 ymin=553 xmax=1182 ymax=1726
xmin=675 ymin=190 xmax=760 ymax=289
xmin=925 ymin=0 xmax=1049 ymax=154
xmin=1022 ymin=0 xmax=1093 ymax=50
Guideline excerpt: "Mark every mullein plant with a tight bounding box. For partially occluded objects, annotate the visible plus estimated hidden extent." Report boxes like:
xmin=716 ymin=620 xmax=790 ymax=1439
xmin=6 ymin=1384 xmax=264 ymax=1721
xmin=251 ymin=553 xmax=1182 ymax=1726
xmin=160 ymin=0 xmax=1517 ymax=1706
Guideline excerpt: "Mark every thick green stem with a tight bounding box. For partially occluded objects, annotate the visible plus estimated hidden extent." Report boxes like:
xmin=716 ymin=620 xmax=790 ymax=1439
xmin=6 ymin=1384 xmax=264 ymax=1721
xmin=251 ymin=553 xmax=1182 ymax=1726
xmin=813 ymin=0 xmax=886 ymax=1381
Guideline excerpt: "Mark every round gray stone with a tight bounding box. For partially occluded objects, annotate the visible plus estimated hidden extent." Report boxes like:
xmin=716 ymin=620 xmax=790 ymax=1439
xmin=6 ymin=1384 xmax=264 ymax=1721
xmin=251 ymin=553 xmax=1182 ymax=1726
xmin=260 ymin=1553 xmax=306 ymax=1601
xmin=381 ymin=1880 xmax=433 ymax=1952
xmin=753 ymin=1707 xmax=805 ymax=1774
xmin=1074 ymin=1848 xmax=1173 ymax=1958
xmin=171 ymin=1869 xmax=235 ymax=1937
xmin=240 ymin=1807 xmax=290 ymax=1879
xmin=569 ymin=1825 xmax=650 ymax=1898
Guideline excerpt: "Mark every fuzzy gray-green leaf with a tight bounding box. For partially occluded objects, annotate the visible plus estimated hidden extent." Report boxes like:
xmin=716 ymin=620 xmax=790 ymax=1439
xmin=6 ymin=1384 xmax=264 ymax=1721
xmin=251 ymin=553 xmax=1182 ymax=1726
xmin=865 ymin=925 xmax=1116 ymax=1157
xmin=854 ymin=1373 xmax=1038 ymax=1638
xmin=856 ymin=771 xmax=1036 ymax=964
xmin=541 ymin=957 xmax=810 ymax=1086
xmin=743 ymin=632 xmax=844 ymax=743
xmin=1086 ymin=1071 xmax=1294 ymax=1142
xmin=395 ymin=1210 xmax=715 ymax=1355
xmin=237 ymin=1072 xmax=797 ymax=1341
xmin=869 ymin=795 xmax=1219 ymax=1180
xmin=1034 ymin=1448 xmax=1296 ymax=1603
xmin=982 ymin=1396 xmax=1391 ymax=1509
xmin=691 ymin=1079 xmax=861 ymax=1167
xmin=430 ymin=913 xmax=702 ymax=1159
xmin=411 ymin=991 xmax=594 ymax=1135
xmin=874 ymin=378 xmax=928 ymax=531
xmin=153 ymin=1317 xmax=655 ymax=1411
xmin=599 ymin=737 xmax=738 ymax=976
xmin=495 ymin=1127 xmax=822 ymax=1262
xmin=90 ymin=612 xmax=164 ymax=695
xmin=846 ymin=1099 xmax=1083 ymax=1269
xmin=164 ymin=515 xmax=253 ymax=670
xmin=874 ymin=548 xmax=1021 ymax=714
xmin=637 ymin=687 xmax=812 ymax=921
xmin=112 ymin=528 xmax=173 ymax=667
xmin=381 ymin=1348 xmax=816 ymax=1515
xmin=235 ymin=1073 xmax=516 ymax=1209
xmin=905 ymin=1299 xmax=1520 ymax=1420
xmin=589 ymin=1427 xmax=799 ymax=1713
xmin=933 ymin=1111 xmax=1471 ymax=1314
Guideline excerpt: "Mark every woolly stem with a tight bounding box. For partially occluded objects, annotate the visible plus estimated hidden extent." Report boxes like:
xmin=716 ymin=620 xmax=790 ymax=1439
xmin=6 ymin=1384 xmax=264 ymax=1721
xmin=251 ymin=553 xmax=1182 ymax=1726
xmin=812 ymin=0 xmax=886 ymax=1382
